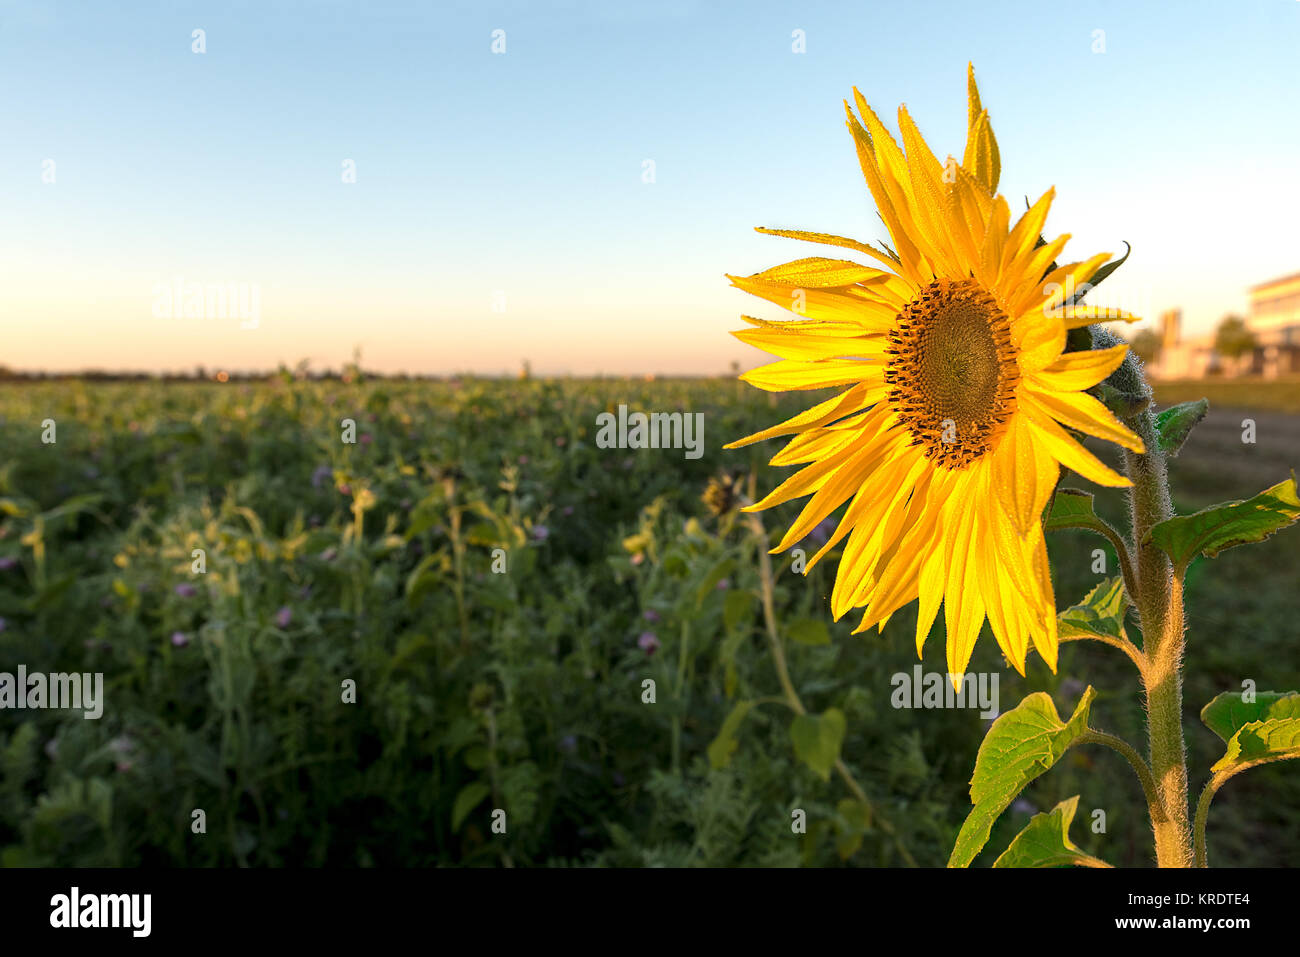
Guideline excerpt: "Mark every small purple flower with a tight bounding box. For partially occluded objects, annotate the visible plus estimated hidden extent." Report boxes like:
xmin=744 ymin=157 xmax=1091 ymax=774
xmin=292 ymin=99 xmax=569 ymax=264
xmin=1011 ymin=798 xmax=1037 ymax=815
xmin=637 ymin=631 xmax=660 ymax=656
xmin=274 ymin=606 xmax=292 ymax=629
xmin=171 ymin=631 xmax=189 ymax=648
xmin=559 ymin=734 xmax=577 ymax=754
xmin=0 ymin=556 xmax=17 ymax=571
xmin=715 ymin=578 xmax=730 ymax=591
xmin=360 ymin=433 xmax=373 ymax=445
xmin=174 ymin=583 xmax=198 ymax=598
xmin=311 ymin=465 xmax=333 ymax=489
xmin=562 ymin=505 xmax=574 ymax=516
xmin=642 ymin=609 xmax=660 ymax=623
xmin=518 ymin=455 xmax=529 ymax=465
xmin=532 ymin=525 xmax=549 ymax=541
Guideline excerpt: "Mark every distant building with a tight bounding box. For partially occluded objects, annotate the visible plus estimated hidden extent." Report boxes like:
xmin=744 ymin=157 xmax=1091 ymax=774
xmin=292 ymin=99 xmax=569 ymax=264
xmin=1147 ymin=273 xmax=1300 ymax=379
xmin=1248 ymin=273 xmax=1300 ymax=377
xmin=1148 ymin=309 xmax=1215 ymax=379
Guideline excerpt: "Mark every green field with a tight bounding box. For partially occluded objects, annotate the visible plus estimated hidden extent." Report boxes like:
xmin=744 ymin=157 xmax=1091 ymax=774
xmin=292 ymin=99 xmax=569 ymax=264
xmin=0 ymin=376 xmax=1296 ymax=866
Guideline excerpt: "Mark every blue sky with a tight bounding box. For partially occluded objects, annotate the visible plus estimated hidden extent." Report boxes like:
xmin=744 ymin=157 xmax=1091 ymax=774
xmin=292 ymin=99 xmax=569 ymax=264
xmin=2 ymin=0 xmax=1298 ymax=374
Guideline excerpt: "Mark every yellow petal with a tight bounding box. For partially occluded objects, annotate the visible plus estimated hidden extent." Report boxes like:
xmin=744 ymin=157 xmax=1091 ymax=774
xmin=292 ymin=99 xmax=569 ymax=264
xmin=1021 ymin=387 xmax=1145 ymax=453
xmin=943 ymin=482 xmax=987 ymax=683
xmin=723 ymin=383 xmax=874 ymax=449
xmin=728 ymin=273 xmax=899 ymax=328
xmin=962 ymin=64 xmax=1000 ymax=194
xmin=1021 ymin=400 xmax=1132 ymax=487
xmin=731 ymin=326 xmax=889 ymax=362
xmin=1050 ymin=305 xmax=1142 ymax=330
xmin=1030 ymin=343 xmax=1129 ymax=392
xmin=753 ymin=227 xmax=902 ymax=271
xmin=739 ymin=357 xmax=880 ymax=392
xmin=747 ymin=256 xmax=892 ymax=288
xmin=991 ymin=413 xmax=1059 ymax=535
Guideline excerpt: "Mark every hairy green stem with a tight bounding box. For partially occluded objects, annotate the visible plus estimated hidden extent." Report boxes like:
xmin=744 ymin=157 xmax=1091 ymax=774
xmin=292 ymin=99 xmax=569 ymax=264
xmin=1059 ymin=632 xmax=1146 ymax=676
xmin=1193 ymin=772 xmax=1228 ymax=868
xmin=1079 ymin=730 xmax=1165 ymax=831
xmin=1124 ymin=408 xmax=1192 ymax=868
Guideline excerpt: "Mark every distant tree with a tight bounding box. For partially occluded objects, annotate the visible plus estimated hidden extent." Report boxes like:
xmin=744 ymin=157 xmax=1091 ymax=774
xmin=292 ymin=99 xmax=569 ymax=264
xmin=1128 ymin=327 xmax=1163 ymax=364
xmin=1214 ymin=314 xmax=1256 ymax=360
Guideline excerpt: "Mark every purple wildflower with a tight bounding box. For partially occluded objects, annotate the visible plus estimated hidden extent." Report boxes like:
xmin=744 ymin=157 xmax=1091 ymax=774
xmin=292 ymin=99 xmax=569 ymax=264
xmin=274 ymin=606 xmax=292 ymax=629
xmin=637 ymin=631 xmax=660 ymax=656
xmin=171 ymin=631 xmax=189 ymax=648
xmin=174 ymin=583 xmax=198 ymax=598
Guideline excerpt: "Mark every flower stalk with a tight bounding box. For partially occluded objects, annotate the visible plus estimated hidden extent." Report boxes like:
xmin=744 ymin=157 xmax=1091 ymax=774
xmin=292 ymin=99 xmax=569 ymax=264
xmin=1115 ymin=351 xmax=1193 ymax=868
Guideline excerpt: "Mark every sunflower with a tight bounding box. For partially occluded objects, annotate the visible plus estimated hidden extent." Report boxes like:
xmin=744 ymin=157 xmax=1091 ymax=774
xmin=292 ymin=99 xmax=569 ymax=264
xmin=726 ymin=65 xmax=1143 ymax=682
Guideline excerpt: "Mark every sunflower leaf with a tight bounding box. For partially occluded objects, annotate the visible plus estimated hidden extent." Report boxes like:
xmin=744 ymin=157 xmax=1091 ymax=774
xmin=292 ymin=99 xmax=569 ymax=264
xmin=787 ymin=618 xmax=831 ymax=646
xmin=1058 ymin=577 xmax=1129 ymax=640
xmin=789 ymin=708 xmax=846 ymax=781
xmin=1045 ymin=488 xmax=1099 ymax=528
xmin=1044 ymin=489 xmax=1127 ymax=553
xmin=1093 ymin=381 xmax=1152 ymax=420
xmin=1200 ymin=691 xmax=1300 ymax=744
xmin=992 ymin=796 xmax=1109 ymax=868
xmin=948 ymin=687 xmax=1096 ymax=868
xmin=1211 ymin=717 xmax=1300 ymax=775
xmin=1155 ymin=399 xmax=1209 ymax=458
xmin=1144 ymin=475 xmax=1300 ymax=570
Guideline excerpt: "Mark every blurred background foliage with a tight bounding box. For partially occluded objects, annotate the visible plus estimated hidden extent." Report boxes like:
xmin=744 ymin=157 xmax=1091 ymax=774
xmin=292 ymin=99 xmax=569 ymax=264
xmin=0 ymin=375 xmax=1295 ymax=866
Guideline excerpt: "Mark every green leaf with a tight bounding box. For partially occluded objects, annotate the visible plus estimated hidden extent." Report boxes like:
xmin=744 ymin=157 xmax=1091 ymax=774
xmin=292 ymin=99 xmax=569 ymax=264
xmin=450 ymin=781 xmax=491 ymax=832
xmin=992 ymin=796 xmax=1109 ymax=868
xmin=1212 ymin=718 xmax=1300 ymax=774
xmin=834 ymin=798 xmax=872 ymax=860
xmin=1155 ymin=399 xmax=1209 ymax=458
xmin=1145 ymin=475 xmax=1300 ymax=569
xmin=787 ymin=618 xmax=831 ymax=646
xmin=1093 ymin=381 xmax=1151 ymax=420
xmin=1201 ymin=691 xmax=1300 ymax=744
xmin=1076 ymin=241 xmax=1131 ymax=302
xmin=707 ymin=701 xmax=756 ymax=769
xmin=790 ymin=708 xmax=846 ymax=781
xmin=948 ymin=687 xmax=1097 ymax=868
xmin=695 ymin=557 xmax=736 ymax=607
xmin=1045 ymin=488 xmax=1099 ymax=529
xmin=1058 ymin=577 xmax=1129 ymax=641
xmin=723 ymin=589 xmax=756 ymax=632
